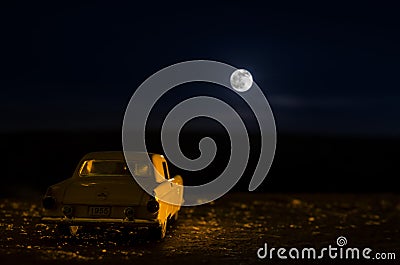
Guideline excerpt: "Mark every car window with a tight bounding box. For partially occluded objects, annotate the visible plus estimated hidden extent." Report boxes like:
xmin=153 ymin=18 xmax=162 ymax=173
xmin=79 ymin=160 xmax=152 ymax=177
xmin=128 ymin=161 xmax=152 ymax=177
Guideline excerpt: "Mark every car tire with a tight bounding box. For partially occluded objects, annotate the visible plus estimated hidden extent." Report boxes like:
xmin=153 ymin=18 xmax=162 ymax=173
xmin=56 ymin=224 xmax=71 ymax=236
xmin=149 ymin=219 xmax=167 ymax=240
xmin=168 ymin=212 xmax=178 ymax=228
xmin=173 ymin=212 xmax=178 ymax=222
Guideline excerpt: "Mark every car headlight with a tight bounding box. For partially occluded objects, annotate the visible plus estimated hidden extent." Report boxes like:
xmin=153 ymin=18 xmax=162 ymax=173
xmin=42 ymin=196 xmax=56 ymax=209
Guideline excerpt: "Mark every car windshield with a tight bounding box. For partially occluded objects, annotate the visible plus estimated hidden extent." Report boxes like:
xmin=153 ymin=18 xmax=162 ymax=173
xmin=79 ymin=160 xmax=152 ymax=177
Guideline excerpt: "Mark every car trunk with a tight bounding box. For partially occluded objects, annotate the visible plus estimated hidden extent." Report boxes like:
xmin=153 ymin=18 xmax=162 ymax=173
xmin=62 ymin=177 xmax=147 ymax=206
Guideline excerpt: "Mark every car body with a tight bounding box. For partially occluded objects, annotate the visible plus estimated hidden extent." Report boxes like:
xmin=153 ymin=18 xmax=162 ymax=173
xmin=41 ymin=151 xmax=183 ymax=239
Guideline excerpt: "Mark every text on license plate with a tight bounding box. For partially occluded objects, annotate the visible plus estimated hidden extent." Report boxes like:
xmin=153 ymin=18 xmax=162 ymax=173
xmin=89 ymin=206 xmax=111 ymax=217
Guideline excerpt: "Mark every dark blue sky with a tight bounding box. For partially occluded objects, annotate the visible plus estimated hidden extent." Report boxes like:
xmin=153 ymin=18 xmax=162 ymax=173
xmin=1 ymin=1 xmax=399 ymax=136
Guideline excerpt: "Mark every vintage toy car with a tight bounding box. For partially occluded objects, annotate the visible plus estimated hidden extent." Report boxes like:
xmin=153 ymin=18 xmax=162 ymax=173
xmin=41 ymin=151 xmax=183 ymax=239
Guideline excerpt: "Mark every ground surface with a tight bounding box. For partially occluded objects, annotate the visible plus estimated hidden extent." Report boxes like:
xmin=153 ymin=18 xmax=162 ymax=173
xmin=0 ymin=193 xmax=399 ymax=264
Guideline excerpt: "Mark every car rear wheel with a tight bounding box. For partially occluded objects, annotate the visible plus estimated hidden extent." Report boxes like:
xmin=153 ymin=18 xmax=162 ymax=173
xmin=56 ymin=224 xmax=80 ymax=236
xmin=173 ymin=212 xmax=178 ymax=222
xmin=149 ymin=219 xmax=167 ymax=240
xmin=168 ymin=212 xmax=178 ymax=228
xmin=56 ymin=224 xmax=70 ymax=236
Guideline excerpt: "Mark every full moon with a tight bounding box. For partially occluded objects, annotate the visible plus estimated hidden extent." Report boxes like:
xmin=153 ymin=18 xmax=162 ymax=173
xmin=230 ymin=69 xmax=253 ymax=92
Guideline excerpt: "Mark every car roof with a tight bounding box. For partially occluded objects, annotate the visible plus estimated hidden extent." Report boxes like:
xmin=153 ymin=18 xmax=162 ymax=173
xmin=82 ymin=151 xmax=155 ymax=161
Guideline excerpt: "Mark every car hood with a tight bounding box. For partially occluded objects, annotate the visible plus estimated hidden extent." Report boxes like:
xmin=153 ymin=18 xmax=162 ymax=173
xmin=62 ymin=177 xmax=148 ymax=206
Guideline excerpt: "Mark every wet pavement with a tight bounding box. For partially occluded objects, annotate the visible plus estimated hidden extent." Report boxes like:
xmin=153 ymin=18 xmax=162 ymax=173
xmin=0 ymin=193 xmax=399 ymax=264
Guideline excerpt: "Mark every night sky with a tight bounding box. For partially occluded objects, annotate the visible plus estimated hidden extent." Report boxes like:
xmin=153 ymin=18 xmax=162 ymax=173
xmin=1 ymin=1 xmax=399 ymax=137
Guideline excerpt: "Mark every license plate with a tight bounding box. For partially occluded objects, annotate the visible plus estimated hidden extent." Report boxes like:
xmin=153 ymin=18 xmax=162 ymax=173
xmin=89 ymin=206 xmax=111 ymax=217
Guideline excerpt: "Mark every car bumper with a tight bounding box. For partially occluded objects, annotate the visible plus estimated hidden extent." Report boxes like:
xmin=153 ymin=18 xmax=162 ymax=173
xmin=41 ymin=217 xmax=159 ymax=227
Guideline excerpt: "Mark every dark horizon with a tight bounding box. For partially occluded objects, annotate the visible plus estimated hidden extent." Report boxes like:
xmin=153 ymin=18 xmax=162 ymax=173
xmin=1 ymin=129 xmax=398 ymax=199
